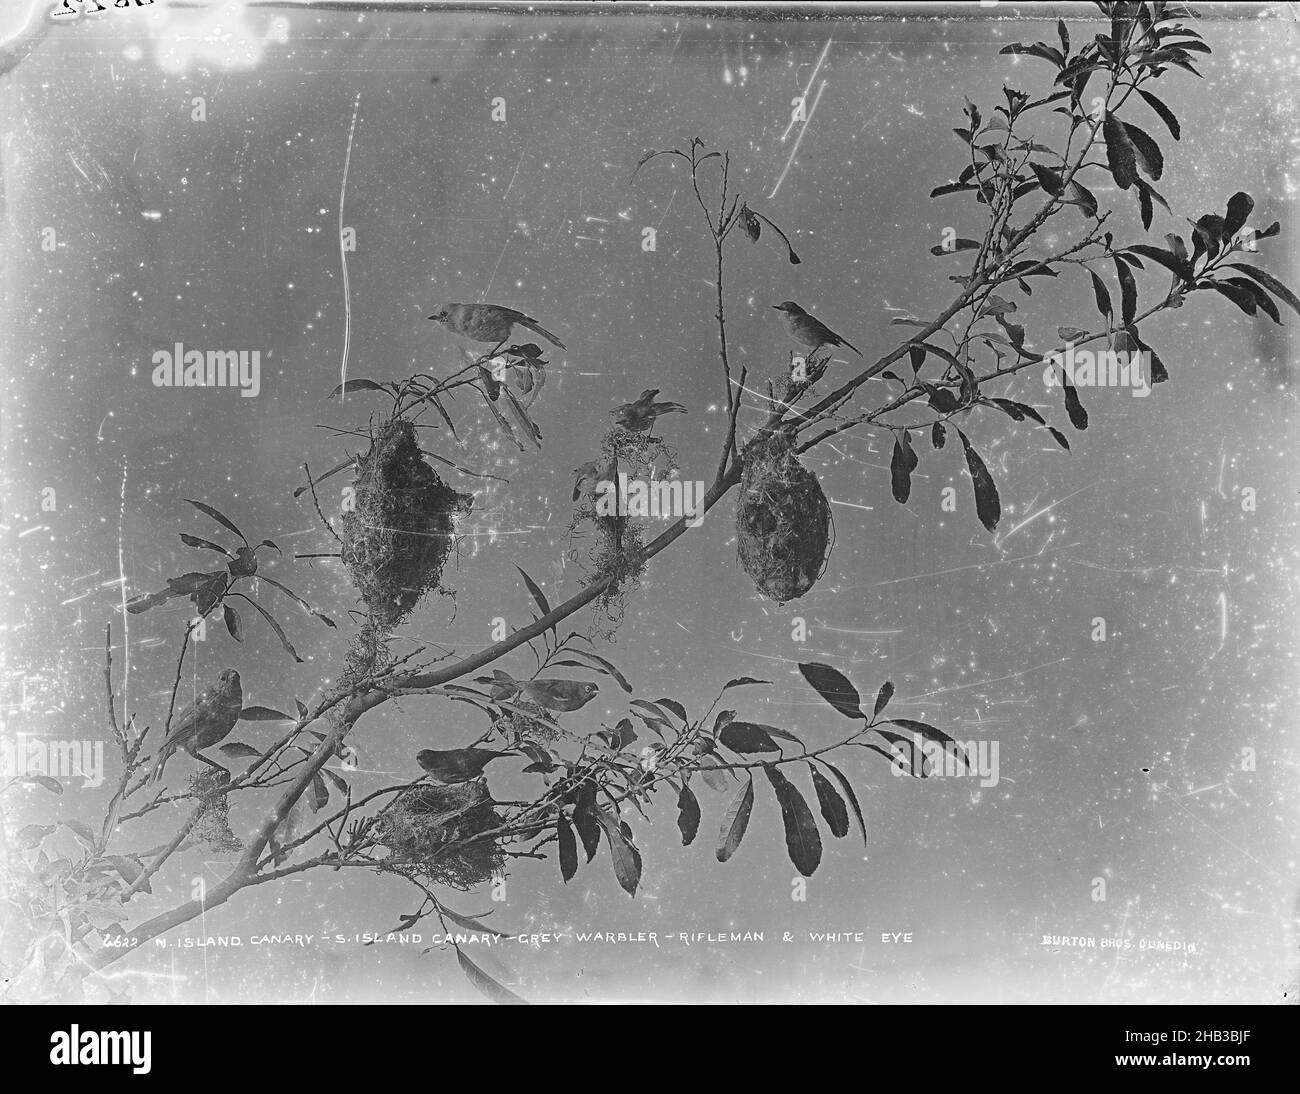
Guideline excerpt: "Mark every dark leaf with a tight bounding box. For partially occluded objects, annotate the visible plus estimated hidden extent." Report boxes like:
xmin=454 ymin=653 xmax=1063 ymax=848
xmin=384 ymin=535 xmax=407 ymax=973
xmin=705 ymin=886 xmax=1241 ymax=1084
xmin=179 ymin=533 xmax=231 ymax=556
xmin=1029 ymin=161 xmax=1064 ymax=196
xmin=955 ymin=429 xmax=1001 ymax=533
xmin=565 ymin=649 xmax=632 ymax=692
xmin=1225 ymin=263 xmax=1300 ymax=317
xmin=1114 ymin=256 xmax=1138 ymax=326
xmin=258 ymin=576 xmax=337 ymax=629
xmin=515 ymin=565 xmax=551 ymax=619
xmin=1122 ymin=121 xmax=1163 ymax=180
xmin=596 ymin=810 xmax=640 ymax=896
xmin=457 ymin=948 xmax=526 ymax=1005
xmin=1209 ymin=279 xmax=1257 ymax=316
xmin=1125 ymin=243 xmax=1192 ymax=283
xmin=798 ymin=662 xmax=864 ymax=719
xmin=716 ymin=778 xmax=755 ymax=863
xmin=932 ymin=421 xmax=946 ymax=449
xmin=240 ymin=597 xmax=304 ymax=662
xmin=1048 ymin=427 xmax=1071 ymax=449
xmin=218 ymin=742 xmax=262 ymax=759
xmin=723 ymin=676 xmax=771 ymax=690
xmin=1062 ymin=375 xmax=1089 ymax=430
xmin=809 ymin=765 xmax=850 ymax=838
xmin=556 ymin=812 xmax=578 ymax=882
xmin=821 ymin=762 xmax=868 ymax=847
xmin=223 ymin=603 xmax=243 ymax=642
xmin=29 ymin=775 xmax=63 ymax=795
xmin=572 ymin=785 xmax=602 ymax=862
xmin=873 ymin=680 xmax=895 ymax=719
xmin=1137 ymin=88 xmax=1180 ymax=139
xmin=890 ymin=436 xmax=912 ymax=504
xmin=329 ymin=378 xmax=388 ymax=399
xmin=764 ymin=765 xmax=822 ymax=877
xmin=238 ymin=705 xmax=294 ymax=722
xmin=322 ymin=768 xmax=349 ymax=795
xmin=308 ymin=772 xmax=329 ymax=812
xmin=677 ymin=784 xmax=701 ymax=846
xmin=1088 ymin=270 xmax=1113 ymax=321
xmin=719 ymin=722 xmax=780 ymax=754
xmin=655 ymin=697 xmax=689 ymax=724
xmin=184 ymin=499 xmax=245 ymax=542
xmin=1063 ymin=181 xmax=1098 ymax=219
xmin=1103 ymin=113 xmax=1138 ymax=190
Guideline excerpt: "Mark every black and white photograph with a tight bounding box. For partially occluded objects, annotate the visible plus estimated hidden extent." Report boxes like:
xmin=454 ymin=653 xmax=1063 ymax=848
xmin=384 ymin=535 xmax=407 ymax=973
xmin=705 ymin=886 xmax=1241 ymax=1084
xmin=1 ymin=0 xmax=1297 ymax=1022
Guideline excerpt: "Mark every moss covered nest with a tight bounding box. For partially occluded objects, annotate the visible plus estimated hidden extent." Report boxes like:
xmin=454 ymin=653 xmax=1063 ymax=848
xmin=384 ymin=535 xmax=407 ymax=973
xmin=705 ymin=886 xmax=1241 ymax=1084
xmin=735 ymin=432 xmax=832 ymax=604
xmin=340 ymin=419 xmax=472 ymax=629
xmin=188 ymin=768 xmax=242 ymax=853
xmin=373 ymin=780 xmax=504 ymax=890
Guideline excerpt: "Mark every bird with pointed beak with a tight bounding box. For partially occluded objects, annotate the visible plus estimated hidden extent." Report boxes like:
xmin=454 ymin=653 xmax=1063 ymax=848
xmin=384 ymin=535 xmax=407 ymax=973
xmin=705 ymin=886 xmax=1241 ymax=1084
xmin=772 ymin=300 xmax=862 ymax=356
xmin=428 ymin=302 xmax=565 ymax=354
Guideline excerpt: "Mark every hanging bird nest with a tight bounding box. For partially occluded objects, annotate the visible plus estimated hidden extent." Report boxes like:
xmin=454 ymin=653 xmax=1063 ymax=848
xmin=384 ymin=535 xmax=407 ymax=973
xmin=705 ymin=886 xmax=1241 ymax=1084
xmin=373 ymin=780 xmax=504 ymax=891
xmin=340 ymin=418 xmax=472 ymax=630
xmin=188 ymin=767 xmax=242 ymax=853
xmin=735 ymin=432 xmax=832 ymax=604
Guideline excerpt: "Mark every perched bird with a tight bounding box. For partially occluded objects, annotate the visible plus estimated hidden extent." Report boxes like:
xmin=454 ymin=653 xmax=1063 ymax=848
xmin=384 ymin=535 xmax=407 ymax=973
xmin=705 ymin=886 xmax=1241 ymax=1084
xmin=489 ymin=673 xmax=601 ymax=712
xmin=416 ymin=747 xmax=514 ymax=785
xmin=572 ymin=455 xmax=617 ymax=501
xmin=611 ymin=389 xmax=688 ymax=433
xmin=428 ymin=302 xmax=565 ymax=351
xmin=148 ymin=669 xmax=243 ymax=785
xmin=772 ymin=301 xmax=862 ymax=357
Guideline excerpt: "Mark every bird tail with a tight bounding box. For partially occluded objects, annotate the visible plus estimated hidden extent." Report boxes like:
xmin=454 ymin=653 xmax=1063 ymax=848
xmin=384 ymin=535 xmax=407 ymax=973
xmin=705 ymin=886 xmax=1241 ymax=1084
xmin=519 ymin=318 xmax=566 ymax=351
xmin=147 ymin=747 xmax=171 ymax=786
xmin=655 ymin=402 xmax=688 ymax=414
xmin=841 ymin=337 xmax=863 ymax=357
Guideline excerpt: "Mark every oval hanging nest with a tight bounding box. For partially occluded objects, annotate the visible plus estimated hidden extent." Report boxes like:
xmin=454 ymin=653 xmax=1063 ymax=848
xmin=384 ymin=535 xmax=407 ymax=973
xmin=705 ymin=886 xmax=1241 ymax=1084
xmin=735 ymin=432 xmax=832 ymax=604
xmin=340 ymin=419 xmax=472 ymax=629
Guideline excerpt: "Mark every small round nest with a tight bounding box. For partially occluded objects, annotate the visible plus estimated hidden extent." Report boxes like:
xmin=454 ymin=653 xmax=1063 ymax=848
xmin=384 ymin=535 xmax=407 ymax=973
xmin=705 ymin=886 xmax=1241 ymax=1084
xmin=188 ymin=768 xmax=242 ymax=853
xmin=735 ymin=432 xmax=832 ymax=604
xmin=340 ymin=419 xmax=472 ymax=629
xmin=373 ymin=780 xmax=504 ymax=891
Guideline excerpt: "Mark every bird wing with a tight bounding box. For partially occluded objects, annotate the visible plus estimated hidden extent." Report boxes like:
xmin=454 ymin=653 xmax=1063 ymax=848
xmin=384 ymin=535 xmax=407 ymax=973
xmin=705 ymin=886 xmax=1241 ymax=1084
xmin=498 ymin=308 xmax=566 ymax=350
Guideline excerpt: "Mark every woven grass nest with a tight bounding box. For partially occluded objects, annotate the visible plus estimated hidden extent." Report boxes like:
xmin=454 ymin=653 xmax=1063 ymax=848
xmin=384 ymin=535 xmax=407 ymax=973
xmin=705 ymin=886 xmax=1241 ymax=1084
xmin=735 ymin=432 xmax=832 ymax=604
xmin=340 ymin=419 xmax=472 ymax=629
xmin=374 ymin=780 xmax=504 ymax=890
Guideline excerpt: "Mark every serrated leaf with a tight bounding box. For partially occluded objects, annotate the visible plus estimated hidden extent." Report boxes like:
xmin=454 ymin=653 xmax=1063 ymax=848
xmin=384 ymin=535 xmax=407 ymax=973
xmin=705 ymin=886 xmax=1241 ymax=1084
xmin=219 ymin=741 xmax=262 ymax=759
xmin=1103 ymin=113 xmax=1138 ymax=190
xmin=716 ymin=778 xmax=755 ymax=863
xmin=798 ymin=662 xmax=864 ymax=719
xmin=956 ymin=429 xmax=1001 ymax=533
xmin=656 ymin=698 xmax=688 ymax=724
xmin=764 ymin=765 xmax=822 ymax=877
xmin=1137 ymin=88 xmax=1180 ymax=139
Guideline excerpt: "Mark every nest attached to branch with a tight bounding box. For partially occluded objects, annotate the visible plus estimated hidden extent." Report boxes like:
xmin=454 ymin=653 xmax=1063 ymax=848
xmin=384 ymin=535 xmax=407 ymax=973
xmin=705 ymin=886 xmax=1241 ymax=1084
xmin=373 ymin=780 xmax=504 ymax=891
xmin=735 ymin=432 xmax=832 ymax=604
xmin=188 ymin=767 xmax=242 ymax=853
xmin=340 ymin=419 xmax=472 ymax=629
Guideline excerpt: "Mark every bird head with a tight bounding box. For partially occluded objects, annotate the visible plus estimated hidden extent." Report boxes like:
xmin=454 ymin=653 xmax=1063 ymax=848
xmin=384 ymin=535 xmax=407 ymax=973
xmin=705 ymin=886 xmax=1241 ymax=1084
xmin=219 ymin=669 xmax=241 ymax=687
xmin=427 ymin=305 xmax=451 ymax=324
xmin=773 ymin=301 xmax=802 ymax=314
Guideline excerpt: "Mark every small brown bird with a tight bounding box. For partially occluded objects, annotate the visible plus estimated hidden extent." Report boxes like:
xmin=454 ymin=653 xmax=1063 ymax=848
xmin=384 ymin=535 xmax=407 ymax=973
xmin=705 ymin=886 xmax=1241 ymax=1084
xmin=490 ymin=673 xmax=601 ymax=712
xmin=428 ymin=302 xmax=565 ymax=351
xmin=611 ymin=389 xmax=688 ymax=433
xmin=773 ymin=301 xmax=862 ymax=356
xmin=416 ymin=747 xmax=514 ymax=784
xmin=148 ymin=669 xmax=243 ymax=785
xmin=572 ymin=455 xmax=617 ymax=501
